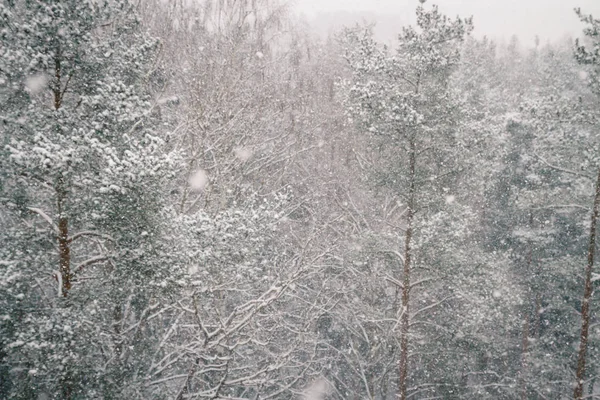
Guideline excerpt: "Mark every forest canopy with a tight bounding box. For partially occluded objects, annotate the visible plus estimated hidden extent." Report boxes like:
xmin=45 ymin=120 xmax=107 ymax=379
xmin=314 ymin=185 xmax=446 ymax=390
xmin=1 ymin=0 xmax=600 ymax=399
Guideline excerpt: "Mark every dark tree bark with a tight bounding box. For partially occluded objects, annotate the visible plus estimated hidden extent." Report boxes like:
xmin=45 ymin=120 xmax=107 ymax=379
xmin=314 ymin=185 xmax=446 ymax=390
xmin=399 ymin=137 xmax=416 ymax=400
xmin=58 ymin=208 xmax=71 ymax=297
xmin=53 ymin=51 xmax=72 ymax=298
xmin=573 ymin=167 xmax=600 ymax=399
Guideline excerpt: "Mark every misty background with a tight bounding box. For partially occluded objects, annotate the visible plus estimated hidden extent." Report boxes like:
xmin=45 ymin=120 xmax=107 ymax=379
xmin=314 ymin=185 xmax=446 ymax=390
xmin=294 ymin=0 xmax=600 ymax=45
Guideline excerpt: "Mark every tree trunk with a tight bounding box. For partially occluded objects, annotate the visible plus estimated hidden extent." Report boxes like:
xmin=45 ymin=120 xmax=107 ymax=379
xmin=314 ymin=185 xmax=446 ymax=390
xmin=533 ymin=262 xmax=542 ymax=339
xmin=58 ymin=212 xmax=71 ymax=297
xmin=518 ymin=312 xmax=529 ymax=400
xmin=56 ymin=172 xmax=71 ymax=297
xmin=52 ymin=47 xmax=73 ymax=400
xmin=519 ymin=214 xmax=534 ymax=399
xmin=53 ymin=49 xmax=71 ymax=298
xmin=399 ymin=138 xmax=416 ymax=400
xmin=573 ymin=167 xmax=600 ymax=399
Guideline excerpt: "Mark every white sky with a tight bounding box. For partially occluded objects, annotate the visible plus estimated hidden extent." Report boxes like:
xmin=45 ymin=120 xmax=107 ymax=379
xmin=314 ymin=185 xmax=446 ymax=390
xmin=292 ymin=0 xmax=600 ymax=44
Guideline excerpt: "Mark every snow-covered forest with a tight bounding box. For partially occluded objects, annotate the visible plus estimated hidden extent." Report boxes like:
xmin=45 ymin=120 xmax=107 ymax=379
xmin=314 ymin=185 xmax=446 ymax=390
xmin=2 ymin=0 xmax=600 ymax=399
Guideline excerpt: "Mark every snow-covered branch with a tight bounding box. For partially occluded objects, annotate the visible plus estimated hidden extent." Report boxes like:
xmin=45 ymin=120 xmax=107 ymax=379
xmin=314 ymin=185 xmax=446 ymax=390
xmin=68 ymin=231 xmax=115 ymax=243
xmin=27 ymin=207 xmax=59 ymax=234
xmin=73 ymin=255 xmax=109 ymax=274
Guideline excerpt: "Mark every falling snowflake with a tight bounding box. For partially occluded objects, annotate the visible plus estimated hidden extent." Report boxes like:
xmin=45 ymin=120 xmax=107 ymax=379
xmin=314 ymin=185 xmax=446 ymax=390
xmin=303 ymin=378 xmax=331 ymax=400
xmin=234 ymin=147 xmax=253 ymax=162
xmin=189 ymin=169 xmax=208 ymax=191
xmin=25 ymin=74 xmax=48 ymax=94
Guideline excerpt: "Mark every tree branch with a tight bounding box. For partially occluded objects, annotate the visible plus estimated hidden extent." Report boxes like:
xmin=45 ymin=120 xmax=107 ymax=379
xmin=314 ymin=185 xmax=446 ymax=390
xmin=533 ymin=153 xmax=593 ymax=180
xmin=68 ymin=231 xmax=115 ymax=243
xmin=27 ymin=207 xmax=59 ymax=234
xmin=74 ymin=255 xmax=109 ymax=274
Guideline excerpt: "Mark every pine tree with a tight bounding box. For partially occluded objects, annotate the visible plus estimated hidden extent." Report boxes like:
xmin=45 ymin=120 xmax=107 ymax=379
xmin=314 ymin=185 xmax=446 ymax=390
xmin=573 ymin=8 xmax=600 ymax=399
xmin=341 ymin=4 xmax=472 ymax=398
xmin=0 ymin=1 xmax=181 ymax=397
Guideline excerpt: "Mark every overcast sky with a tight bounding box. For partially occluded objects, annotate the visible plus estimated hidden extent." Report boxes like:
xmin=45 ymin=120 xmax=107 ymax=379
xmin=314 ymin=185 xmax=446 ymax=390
xmin=292 ymin=0 xmax=600 ymax=45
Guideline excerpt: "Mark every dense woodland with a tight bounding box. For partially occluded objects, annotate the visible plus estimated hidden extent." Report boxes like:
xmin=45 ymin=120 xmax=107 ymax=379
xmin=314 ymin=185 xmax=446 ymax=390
xmin=2 ymin=0 xmax=600 ymax=399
